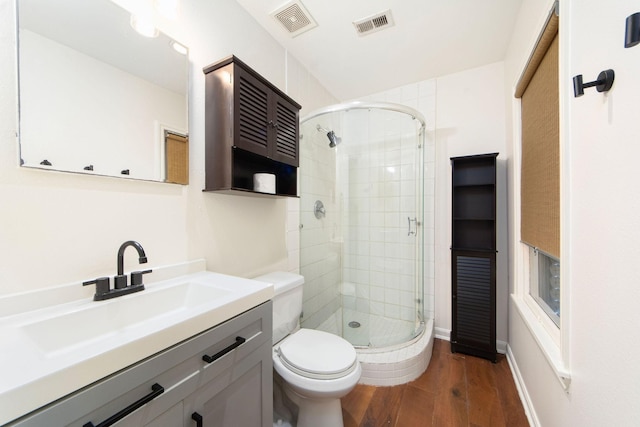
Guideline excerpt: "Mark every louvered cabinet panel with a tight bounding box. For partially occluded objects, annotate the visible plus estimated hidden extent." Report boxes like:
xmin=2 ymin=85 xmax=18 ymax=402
xmin=203 ymin=56 xmax=301 ymax=196
xmin=236 ymin=68 xmax=270 ymax=157
xmin=450 ymin=153 xmax=497 ymax=362
xmin=272 ymin=97 xmax=299 ymax=166
xmin=451 ymin=252 xmax=495 ymax=360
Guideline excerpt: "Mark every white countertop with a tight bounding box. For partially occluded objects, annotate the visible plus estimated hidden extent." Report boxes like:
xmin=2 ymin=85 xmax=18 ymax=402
xmin=0 ymin=261 xmax=273 ymax=425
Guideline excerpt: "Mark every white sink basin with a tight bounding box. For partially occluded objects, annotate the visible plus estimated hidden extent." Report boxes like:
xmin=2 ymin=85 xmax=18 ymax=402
xmin=21 ymin=281 xmax=231 ymax=356
xmin=0 ymin=269 xmax=273 ymax=425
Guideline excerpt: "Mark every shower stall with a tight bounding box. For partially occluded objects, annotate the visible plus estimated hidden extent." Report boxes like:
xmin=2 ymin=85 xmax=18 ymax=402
xmin=299 ymin=101 xmax=434 ymax=354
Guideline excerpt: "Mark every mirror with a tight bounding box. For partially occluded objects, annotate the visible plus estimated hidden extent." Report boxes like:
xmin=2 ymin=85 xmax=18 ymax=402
xmin=17 ymin=0 xmax=189 ymax=183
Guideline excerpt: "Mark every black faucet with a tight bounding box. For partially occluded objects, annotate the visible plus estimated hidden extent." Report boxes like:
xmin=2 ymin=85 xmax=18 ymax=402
xmin=83 ymin=240 xmax=152 ymax=301
xmin=114 ymin=241 xmax=148 ymax=289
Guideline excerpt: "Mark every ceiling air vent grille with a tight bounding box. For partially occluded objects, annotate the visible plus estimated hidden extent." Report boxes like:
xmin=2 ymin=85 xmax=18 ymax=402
xmin=271 ymin=0 xmax=318 ymax=38
xmin=353 ymin=9 xmax=395 ymax=36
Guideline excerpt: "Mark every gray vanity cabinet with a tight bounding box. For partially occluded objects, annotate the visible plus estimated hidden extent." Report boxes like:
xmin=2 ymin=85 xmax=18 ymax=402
xmin=183 ymin=340 xmax=273 ymax=426
xmin=8 ymin=302 xmax=272 ymax=427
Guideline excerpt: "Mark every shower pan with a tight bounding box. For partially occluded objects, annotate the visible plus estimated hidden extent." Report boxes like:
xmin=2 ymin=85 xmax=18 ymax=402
xmin=299 ymin=101 xmax=433 ymax=351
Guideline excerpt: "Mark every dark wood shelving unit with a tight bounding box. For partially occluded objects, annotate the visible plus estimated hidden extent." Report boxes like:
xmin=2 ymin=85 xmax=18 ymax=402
xmin=203 ymin=55 xmax=301 ymax=197
xmin=450 ymin=153 xmax=498 ymax=362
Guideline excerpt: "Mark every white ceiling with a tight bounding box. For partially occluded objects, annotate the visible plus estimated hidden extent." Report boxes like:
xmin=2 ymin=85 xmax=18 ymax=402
xmin=235 ymin=0 xmax=523 ymax=100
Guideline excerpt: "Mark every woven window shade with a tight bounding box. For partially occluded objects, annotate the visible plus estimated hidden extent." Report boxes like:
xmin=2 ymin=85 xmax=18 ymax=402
xmin=166 ymin=132 xmax=189 ymax=185
xmin=518 ymin=27 xmax=560 ymax=259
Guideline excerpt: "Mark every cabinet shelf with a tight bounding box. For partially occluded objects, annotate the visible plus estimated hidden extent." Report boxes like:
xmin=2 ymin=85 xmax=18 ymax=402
xmin=452 ymin=183 xmax=496 ymax=188
xmin=453 ymin=217 xmax=495 ymax=221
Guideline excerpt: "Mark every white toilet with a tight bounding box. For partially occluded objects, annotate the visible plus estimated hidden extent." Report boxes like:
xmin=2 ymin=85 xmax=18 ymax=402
xmin=254 ymin=272 xmax=361 ymax=427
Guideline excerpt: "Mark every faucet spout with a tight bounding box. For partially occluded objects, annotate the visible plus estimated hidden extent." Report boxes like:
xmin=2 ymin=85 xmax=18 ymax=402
xmin=117 ymin=240 xmax=147 ymax=275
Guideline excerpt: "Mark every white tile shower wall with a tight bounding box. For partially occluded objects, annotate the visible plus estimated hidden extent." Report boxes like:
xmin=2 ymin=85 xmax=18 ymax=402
xmin=299 ymin=125 xmax=342 ymax=330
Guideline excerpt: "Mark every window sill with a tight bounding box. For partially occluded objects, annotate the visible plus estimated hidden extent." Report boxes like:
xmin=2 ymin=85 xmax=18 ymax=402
xmin=511 ymin=294 xmax=571 ymax=391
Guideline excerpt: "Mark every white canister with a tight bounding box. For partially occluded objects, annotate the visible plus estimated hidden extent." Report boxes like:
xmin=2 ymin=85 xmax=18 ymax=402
xmin=253 ymin=173 xmax=276 ymax=194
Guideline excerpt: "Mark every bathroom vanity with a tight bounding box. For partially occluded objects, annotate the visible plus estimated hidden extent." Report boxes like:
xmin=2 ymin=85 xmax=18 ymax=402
xmin=10 ymin=303 xmax=272 ymax=427
xmin=0 ymin=264 xmax=274 ymax=426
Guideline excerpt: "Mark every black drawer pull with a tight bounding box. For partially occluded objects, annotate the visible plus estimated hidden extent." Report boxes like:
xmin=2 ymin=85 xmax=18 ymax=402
xmin=192 ymin=412 xmax=203 ymax=427
xmin=83 ymin=383 xmax=164 ymax=427
xmin=202 ymin=336 xmax=246 ymax=363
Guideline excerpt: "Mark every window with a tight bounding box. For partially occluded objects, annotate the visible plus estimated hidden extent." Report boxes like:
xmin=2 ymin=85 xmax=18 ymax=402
xmin=529 ymin=247 xmax=560 ymax=326
xmin=512 ymin=1 xmax=569 ymax=389
xmin=516 ymin=10 xmax=560 ymax=328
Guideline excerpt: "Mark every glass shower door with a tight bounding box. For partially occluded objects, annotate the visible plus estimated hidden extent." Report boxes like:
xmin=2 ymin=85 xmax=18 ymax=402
xmin=339 ymin=107 xmax=424 ymax=348
xmin=299 ymin=102 xmax=425 ymax=349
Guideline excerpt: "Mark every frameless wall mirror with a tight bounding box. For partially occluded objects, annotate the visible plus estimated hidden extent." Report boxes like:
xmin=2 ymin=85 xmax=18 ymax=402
xmin=17 ymin=0 xmax=189 ymax=183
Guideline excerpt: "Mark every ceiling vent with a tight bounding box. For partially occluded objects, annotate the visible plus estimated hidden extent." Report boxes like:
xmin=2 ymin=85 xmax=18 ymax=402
xmin=353 ymin=9 xmax=395 ymax=36
xmin=270 ymin=0 xmax=318 ymax=38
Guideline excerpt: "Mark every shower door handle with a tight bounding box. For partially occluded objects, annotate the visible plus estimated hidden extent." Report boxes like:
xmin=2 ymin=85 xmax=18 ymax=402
xmin=407 ymin=217 xmax=418 ymax=236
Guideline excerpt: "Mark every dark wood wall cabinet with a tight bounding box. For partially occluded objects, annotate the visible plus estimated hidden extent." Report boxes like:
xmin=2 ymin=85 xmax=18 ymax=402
xmin=450 ymin=153 xmax=498 ymax=362
xmin=203 ymin=55 xmax=301 ymax=197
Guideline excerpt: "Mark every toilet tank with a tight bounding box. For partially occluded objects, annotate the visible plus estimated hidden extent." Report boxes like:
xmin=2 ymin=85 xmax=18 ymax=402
xmin=253 ymin=272 xmax=304 ymax=344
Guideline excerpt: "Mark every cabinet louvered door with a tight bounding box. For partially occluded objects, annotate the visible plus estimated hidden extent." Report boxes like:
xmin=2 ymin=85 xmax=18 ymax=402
xmin=235 ymin=66 xmax=270 ymax=158
xmin=451 ymin=251 xmax=496 ymax=361
xmin=271 ymin=97 xmax=299 ymax=166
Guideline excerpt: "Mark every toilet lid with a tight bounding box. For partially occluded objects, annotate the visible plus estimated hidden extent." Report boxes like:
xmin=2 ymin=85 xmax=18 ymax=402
xmin=278 ymin=329 xmax=357 ymax=379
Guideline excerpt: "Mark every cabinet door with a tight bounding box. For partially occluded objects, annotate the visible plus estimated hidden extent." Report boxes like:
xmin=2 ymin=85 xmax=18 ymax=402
xmin=270 ymin=95 xmax=299 ymax=167
xmin=235 ymin=66 xmax=270 ymax=158
xmin=451 ymin=250 xmax=496 ymax=362
xmin=184 ymin=341 xmax=273 ymax=427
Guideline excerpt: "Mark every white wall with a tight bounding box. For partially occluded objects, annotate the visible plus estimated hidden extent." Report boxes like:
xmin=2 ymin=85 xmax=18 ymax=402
xmin=432 ymin=62 xmax=509 ymax=346
xmin=349 ymin=64 xmax=508 ymax=345
xmin=0 ymin=0 xmax=335 ymax=296
xmin=505 ymin=0 xmax=640 ymax=425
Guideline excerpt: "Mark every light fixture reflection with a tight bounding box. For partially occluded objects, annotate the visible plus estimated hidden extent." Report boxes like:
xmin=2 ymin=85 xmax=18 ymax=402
xmin=155 ymin=0 xmax=180 ymax=20
xmin=130 ymin=14 xmax=159 ymax=38
xmin=170 ymin=41 xmax=188 ymax=55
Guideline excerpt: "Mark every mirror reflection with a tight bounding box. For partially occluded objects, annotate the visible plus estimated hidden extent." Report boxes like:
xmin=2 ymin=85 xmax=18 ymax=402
xmin=17 ymin=0 xmax=189 ymax=183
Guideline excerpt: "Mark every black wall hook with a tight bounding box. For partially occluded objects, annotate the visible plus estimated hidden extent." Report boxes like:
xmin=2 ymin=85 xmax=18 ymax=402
xmin=572 ymin=69 xmax=615 ymax=97
xmin=625 ymin=12 xmax=640 ymax=48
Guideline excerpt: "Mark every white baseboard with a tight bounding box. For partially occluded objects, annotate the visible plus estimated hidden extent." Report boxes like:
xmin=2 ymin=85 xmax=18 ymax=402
xmin=434 ymin=327 xmax=450 ymax=341
xmin=506 ymin=344 xmax=539 ymax=427
xmin=433 ymin=328 xmax=507 ymax=355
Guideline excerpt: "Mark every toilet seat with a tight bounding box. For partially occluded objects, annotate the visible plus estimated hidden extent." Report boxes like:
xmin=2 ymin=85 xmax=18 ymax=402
xmin=277 ymin=329 xmax=358 ymax=380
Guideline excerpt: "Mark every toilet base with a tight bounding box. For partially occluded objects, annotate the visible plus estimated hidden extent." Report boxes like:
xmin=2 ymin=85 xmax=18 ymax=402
xmin=282 ymin=382 xmax=345 ymax=427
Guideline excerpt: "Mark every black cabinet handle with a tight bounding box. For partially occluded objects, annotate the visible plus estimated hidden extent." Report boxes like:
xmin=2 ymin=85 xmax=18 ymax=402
xmin=83 ymin=383 xmax=164 ymax=427
xmin=202 ymin=336 xmax=246 ymax=364
xmin=192 ymin=412 xmax=203 ymax=427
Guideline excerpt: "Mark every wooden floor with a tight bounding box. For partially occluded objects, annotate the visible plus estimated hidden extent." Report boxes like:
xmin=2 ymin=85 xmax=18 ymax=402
xmin=341 ymin=339 xmax=529 ymax=427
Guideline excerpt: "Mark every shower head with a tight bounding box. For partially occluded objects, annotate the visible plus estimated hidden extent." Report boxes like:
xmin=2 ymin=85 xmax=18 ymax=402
xmin=316 ymin=124 xmax=341 ymax=148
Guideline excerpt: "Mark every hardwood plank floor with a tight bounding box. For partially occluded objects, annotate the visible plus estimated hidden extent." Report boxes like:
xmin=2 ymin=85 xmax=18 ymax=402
xmin=341 ymin=339 xmax=529 ymax=427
